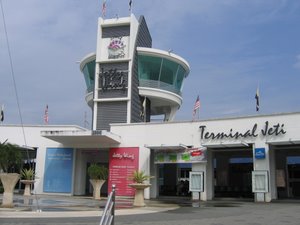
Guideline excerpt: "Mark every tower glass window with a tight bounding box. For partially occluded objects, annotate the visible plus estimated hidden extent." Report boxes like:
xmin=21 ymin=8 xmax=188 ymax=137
xmin=160 ymin=58 xmax=177 ymax=85
xmin=137 ymin=54 xmax=188 ymax=95
xmin=138 ymin=55 xmax=161 ymax=81
xmin=82 ymin=60 xmax=95 ymax=93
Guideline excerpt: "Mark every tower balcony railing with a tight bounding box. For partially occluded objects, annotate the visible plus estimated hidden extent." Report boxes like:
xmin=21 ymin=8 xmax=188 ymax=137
xmin=86 ymin=86 xmax=94 ymax=94
xmin=138 ymin=79 xmax=182 ymax=96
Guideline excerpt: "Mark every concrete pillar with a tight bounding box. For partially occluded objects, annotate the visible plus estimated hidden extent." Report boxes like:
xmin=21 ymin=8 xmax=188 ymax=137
xmin=0 ymin=173 xmax=20 ymax=208
xmin=20 ymin=180 xmax=35 ymax=196
xmin=128 ymin=183 xmax=151 ymax=207
xmin=89 ymin=179 xmax=106 ymax=200
xmin=253 ymin=144 xmax=273 ymax=202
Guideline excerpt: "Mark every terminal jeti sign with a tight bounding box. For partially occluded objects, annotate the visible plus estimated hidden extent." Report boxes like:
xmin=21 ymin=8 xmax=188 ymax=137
xmin=199 ymin=121 xmax=286 ymax=140
xmin=99 ymin=67 xmax=127 ymax=91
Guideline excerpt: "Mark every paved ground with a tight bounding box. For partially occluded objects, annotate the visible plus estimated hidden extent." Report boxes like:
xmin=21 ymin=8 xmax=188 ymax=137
xmin=115 ymin=201 xmax=300 ymax=225
xmin=1 ymin=194 xmax=300 ymax=225
xmin=0 ymin=194 xmax=179 ymax=218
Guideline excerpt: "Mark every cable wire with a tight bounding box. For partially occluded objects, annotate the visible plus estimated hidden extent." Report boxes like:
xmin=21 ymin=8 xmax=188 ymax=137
xmin=0 ymin=0 xmax=31 ymax=164
xmin=1 ymin=0 xmax=42 ymax=211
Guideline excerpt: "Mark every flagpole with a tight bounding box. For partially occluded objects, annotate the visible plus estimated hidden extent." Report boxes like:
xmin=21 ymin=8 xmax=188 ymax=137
xmin=143 ymin=96 xmax=146 ymax=122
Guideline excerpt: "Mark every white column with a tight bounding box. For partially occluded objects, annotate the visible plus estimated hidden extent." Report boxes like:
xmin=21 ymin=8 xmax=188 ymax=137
xmin=253 ymin=143 xmax=273 ymax=202
xmin=93 ymin=63 xmax=100 ymax=130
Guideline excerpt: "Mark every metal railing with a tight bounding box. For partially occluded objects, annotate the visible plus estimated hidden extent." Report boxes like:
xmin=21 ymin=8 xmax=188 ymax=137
xmin=99 ymin=185 xmax=116 ymax=225
xmin=139 ymin=79 xmax=182 ymax=96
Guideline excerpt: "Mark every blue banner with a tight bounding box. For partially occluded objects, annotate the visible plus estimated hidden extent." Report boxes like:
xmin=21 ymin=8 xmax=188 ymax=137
xmin=43 ymin=148 xmax=73 ymax=193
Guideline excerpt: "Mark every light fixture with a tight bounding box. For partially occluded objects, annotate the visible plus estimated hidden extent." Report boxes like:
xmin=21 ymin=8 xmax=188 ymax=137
xmin=241 ymin=141 xmax=249 ymax=147
xmin=179 ymin=143 xmax=188 ymax=149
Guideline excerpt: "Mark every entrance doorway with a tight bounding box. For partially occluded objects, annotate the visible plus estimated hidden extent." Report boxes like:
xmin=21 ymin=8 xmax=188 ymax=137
xmin=274 ymin=144 xmax=300 ymax=199
xmin=158 ymin=163 xmax=191 ymax=196
xmin=213 ymin=146 xmax=253 ymax=198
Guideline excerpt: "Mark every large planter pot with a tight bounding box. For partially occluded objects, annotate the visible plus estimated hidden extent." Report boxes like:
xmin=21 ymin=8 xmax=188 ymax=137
xmin=20 ymin=180 xmax=35 ymax=196
xmin=0 ymin=173 xmax=20 ymax=208
xmin=128 ymin=183 xmax=151 ymax=207
xmin=89 ymin=179 xmax=106 ymax=200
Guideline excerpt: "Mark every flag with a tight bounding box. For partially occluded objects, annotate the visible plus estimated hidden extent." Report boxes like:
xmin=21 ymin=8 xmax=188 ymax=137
xmin=255 ymin=87 xmax=260 ymax=112
xmin=193 ymin=95 xmax=200 ymax=117
xmin=142 ymin=97 xmax=146 ymax=110
xmin=129 ymin=0 xmax=132 ymax=11
xmin=140 ymin=97 xmax=146 ymax=120
xmin=0 ymin=105 xmax=4 ymax=122
xmin=102 ymin=0 xmax=107 ymax=17
xmin=44 ymin=105 xmax=49 ymax=124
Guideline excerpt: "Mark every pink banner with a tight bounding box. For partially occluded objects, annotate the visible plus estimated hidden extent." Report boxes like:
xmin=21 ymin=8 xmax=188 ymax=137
xmin=108 ymin=147 xmax=139 ymax=196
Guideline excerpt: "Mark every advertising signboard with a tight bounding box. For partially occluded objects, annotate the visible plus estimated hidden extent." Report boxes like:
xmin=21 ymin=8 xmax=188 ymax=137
xmin=108 ymin=147 xmax=139 ymax=196
xmin=154 ymin=148 xmax=207 ymax=164
xmin=43 ymin=148 xmax=73 ymax=193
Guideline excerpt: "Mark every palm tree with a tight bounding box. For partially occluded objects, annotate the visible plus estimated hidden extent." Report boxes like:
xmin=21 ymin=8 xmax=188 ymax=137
xmin=0 ymin=140 xmax=22 ymax=173
xmin=128 ymin=170 xmax=154 ymax=207
xmin=130 ymin=170 xmax=154 ymax=184
xmin=0 ymin=141 xmax=22 ymax=207
xmin=87 ymin=164 xmax=108 ymax=200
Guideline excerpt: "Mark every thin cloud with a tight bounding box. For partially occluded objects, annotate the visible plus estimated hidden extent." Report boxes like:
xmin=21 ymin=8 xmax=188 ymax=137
xmin=1 ymin=0 xmax=299 ymax=125
xmin=294 ymin=54 xmax=300 ymax=70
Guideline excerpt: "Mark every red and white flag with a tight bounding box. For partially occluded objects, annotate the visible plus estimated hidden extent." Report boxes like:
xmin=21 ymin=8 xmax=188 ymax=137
xmin=102 ymin=0 xmax=107 ymax=17
xmin=44 ymin=105 xmax=49 ymax=124
xmin=193 ymin=95 xmax=200 ymax=119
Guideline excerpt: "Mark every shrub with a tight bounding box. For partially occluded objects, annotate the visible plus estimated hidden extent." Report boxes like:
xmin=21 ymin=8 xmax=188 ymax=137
xmin=0 ymin=141 xmax=22 ymax=173
xmin=20 ymin=168 xmax=36 ymax=180
xmin=87 ymin=164 xmax=108 ymax=180
xmin=130 ymin=170 xmax=154 ymax=184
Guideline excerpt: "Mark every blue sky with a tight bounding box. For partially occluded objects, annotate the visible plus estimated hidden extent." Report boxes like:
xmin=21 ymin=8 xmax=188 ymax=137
xmin=0 ymin=0 xmax=300 ymax=127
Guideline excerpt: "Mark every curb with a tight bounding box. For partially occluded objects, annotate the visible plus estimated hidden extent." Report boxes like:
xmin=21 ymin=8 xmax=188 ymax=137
xmin=0 ymin=206 xmax=179 ymax=218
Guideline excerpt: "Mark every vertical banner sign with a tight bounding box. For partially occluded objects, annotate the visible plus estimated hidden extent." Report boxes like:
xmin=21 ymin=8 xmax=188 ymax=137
xmin=43 ymin=148 xmax=73 ymax=193
xmin=108 ymin=147 xmax=139 ymax=196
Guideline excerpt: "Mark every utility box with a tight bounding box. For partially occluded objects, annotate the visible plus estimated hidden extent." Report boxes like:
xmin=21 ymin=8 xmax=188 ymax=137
xmin=189 ymin=171 xmax=204 ymax=193
xmin=252 ymin=170 xmax=269 ymax=202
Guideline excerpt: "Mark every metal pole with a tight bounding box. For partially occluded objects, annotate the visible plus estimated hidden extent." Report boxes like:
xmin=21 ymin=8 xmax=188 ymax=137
xmin=111 ymin=184 xmax=116 ymax=225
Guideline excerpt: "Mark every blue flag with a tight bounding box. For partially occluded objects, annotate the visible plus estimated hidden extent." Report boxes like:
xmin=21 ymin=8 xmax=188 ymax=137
xmin=255 ymin=87 xmax=259 ymax=111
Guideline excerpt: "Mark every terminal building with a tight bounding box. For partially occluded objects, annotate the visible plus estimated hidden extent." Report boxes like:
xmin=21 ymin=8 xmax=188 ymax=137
xmin=1 ymin=14 xmax=300 ymax=202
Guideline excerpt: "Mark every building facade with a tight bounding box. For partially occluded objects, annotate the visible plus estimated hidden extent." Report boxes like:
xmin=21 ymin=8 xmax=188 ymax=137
xmin=1 ymin=14 xmax=300 ymax=203
xmin=80 ymin=14 xmax=190 ymax=129
xmin=1 ymin=112 xmax=300 ymax=202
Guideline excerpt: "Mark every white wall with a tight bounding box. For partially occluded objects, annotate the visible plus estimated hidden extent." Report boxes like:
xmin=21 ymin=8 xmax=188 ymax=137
xmin=1 ymin=112 xmax=300 ymax=200
xmin=0 ymin=125 xmax=85 ymax=194
xmin=111 ymin=112 xmax=300 ymax=201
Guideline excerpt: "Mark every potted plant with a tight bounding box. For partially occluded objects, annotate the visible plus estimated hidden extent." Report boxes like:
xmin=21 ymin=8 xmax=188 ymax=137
xmin=0 ymin=141 xmax=22 ymax=208
xmin=87 ymin=164 xmax=108 ymax=200
xmin=20 ymin=168 xmax=36 ymax=196
xmin=128 ymin=170 xmax=154 ymax=207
